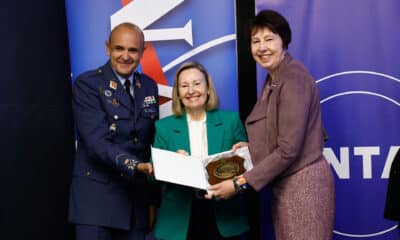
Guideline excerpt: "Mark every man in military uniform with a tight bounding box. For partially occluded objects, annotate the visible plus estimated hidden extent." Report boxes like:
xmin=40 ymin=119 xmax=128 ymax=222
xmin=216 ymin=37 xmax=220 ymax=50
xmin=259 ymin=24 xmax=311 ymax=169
xmin=68 ymin=22 xmax=159 ymax=240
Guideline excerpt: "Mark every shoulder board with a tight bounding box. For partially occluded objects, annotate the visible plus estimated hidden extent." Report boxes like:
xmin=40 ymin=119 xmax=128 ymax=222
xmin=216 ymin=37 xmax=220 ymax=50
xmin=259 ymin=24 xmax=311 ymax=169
xmin=84 ymin=68 xmax=104 ymax=78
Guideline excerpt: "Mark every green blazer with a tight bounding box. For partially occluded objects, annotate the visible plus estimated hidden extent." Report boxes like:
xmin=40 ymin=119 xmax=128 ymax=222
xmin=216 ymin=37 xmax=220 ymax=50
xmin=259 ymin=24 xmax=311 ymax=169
xmin=153 ymin=110 xmax=249 ymax=240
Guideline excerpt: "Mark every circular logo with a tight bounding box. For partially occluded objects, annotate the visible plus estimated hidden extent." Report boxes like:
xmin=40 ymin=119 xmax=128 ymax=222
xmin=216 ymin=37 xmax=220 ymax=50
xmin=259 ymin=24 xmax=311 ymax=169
xmin=317 ymin=71 xmax=400 ymax=238
xmin=213 ymin=160 xmax=240 ymax=179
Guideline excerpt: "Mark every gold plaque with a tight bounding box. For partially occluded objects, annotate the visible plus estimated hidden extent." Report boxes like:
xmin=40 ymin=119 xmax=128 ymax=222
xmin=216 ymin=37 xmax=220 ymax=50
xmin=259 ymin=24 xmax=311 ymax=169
xmin=206 ymin=155 xmax=245 ymax=185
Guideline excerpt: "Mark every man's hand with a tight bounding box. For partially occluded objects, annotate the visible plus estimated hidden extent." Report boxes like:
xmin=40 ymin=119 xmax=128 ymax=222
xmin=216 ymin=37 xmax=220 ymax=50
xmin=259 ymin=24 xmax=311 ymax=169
xmin=136 ymin=162 xmax=153 ymax=175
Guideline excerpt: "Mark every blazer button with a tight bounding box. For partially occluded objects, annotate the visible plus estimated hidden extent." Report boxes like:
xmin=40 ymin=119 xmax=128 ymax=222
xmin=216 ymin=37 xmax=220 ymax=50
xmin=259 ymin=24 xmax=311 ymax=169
xmin=120 ymin=173 xmax=124 ymax=177
xmin=133 ymin=137 xmax=138 ymax=143
xmin=86 ymin=171 xmax=91 ymax=176
xmin=113 ymin=115 xmax=119 ymax=120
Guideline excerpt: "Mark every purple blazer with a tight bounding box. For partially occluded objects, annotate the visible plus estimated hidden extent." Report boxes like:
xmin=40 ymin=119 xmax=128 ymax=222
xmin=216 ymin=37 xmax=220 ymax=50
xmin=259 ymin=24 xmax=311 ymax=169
xmin=244 ymin=53 xmax=328 ymax=191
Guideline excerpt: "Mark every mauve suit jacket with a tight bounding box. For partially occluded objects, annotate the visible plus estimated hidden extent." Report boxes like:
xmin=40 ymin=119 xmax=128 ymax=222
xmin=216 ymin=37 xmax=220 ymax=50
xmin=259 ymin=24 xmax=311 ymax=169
xmin=244 ymin=53 xmax=327 ymax=190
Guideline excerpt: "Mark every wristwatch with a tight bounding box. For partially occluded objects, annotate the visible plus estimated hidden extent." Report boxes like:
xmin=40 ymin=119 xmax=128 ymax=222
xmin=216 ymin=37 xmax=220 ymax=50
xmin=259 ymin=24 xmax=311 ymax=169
xmin=233 ymin=175 xmax=249 ymax=193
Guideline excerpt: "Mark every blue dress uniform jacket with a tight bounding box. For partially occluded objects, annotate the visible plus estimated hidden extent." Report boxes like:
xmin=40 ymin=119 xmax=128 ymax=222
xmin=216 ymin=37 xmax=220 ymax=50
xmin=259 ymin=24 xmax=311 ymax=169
xmin=68 ymin=62 xmax=159 ymax=230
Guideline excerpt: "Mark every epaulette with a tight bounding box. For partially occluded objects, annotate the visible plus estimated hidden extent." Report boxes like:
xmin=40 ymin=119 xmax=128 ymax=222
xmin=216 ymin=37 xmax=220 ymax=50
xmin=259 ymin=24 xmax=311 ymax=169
xmin=85 ymin=68 xmax=104 ymax=79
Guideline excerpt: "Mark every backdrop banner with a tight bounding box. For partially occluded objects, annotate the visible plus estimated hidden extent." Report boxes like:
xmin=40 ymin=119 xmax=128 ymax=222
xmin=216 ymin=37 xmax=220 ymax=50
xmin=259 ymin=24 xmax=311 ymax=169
xmin=65 ymin=0 xmax=240 ymax=118
xmin=255 ymin=0 xmax=400 ymax=239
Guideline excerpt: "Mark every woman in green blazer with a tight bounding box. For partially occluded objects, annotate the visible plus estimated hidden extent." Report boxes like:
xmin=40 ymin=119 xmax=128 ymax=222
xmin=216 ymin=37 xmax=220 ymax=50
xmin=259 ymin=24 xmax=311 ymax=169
xmin=153 ymin=62 xmax=249 ymax=240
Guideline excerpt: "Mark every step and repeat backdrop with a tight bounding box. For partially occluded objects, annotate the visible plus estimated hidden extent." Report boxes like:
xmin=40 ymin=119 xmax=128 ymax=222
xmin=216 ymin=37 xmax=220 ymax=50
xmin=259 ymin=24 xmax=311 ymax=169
xmin=66 ymin=0 xmax=400 ymax=239
xmin=65 ymin=0 xmax=239 ymax=118
xmin=256 ymin=0 xmax=400 ymax=239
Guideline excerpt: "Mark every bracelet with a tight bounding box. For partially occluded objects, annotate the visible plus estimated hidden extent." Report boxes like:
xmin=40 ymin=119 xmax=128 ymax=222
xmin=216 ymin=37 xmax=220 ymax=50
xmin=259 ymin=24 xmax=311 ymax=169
xmin=233 ymin=175 xmax=249 ymax=193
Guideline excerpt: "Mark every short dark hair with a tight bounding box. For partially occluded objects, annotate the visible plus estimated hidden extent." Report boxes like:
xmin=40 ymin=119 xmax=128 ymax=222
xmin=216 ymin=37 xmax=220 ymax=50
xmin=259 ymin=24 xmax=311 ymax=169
xmin=249 ymin=10 xmax=292 ymax=49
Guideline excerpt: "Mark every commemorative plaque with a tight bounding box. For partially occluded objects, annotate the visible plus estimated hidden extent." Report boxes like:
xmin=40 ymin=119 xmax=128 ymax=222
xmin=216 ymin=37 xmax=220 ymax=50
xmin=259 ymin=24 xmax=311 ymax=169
xmin=205 ymin=155 xmax=246 ymax=185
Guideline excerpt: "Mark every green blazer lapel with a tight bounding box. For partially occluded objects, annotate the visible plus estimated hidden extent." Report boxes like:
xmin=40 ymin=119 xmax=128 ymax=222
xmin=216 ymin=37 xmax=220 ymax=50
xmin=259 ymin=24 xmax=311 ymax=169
xmin=171 ymin=114 xmax=191 ymax=153
xmin=206 ymin=111 xmax=224 ymax=155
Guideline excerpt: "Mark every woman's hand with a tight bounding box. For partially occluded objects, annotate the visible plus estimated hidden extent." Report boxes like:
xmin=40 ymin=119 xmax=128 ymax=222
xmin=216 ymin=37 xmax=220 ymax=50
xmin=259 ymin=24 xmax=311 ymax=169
xmin=205 ymin=179 xmax=237 ymax=200
xmin=176 ymin=149 xmax=189 ymax=156
xmin=231 ymin=141 xmax=249 ymax=152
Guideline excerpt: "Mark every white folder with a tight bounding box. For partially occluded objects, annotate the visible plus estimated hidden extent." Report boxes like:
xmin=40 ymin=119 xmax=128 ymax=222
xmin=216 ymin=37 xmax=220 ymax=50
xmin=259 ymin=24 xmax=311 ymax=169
xmin=151 ymin=146 xmax=253 ymax=190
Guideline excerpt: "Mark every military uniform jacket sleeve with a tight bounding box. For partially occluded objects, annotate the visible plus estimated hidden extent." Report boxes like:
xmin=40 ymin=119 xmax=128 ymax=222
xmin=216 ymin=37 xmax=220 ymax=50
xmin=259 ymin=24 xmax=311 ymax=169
xmin=72 ymin=62 xmax=159 ymax=177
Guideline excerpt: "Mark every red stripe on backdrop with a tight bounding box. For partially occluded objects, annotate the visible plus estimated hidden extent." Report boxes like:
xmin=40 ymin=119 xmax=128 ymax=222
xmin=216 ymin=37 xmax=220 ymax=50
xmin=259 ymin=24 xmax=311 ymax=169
xmin=121 ymin=0 xmax=131 ymax=6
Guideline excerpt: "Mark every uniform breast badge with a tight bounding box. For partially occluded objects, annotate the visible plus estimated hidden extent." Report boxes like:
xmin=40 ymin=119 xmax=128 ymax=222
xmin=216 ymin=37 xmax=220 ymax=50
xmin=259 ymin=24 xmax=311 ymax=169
xmin=104 ymin=90 xmax=112 ymax=97
xmin=109 ymin=80 xmax=118 ymax=90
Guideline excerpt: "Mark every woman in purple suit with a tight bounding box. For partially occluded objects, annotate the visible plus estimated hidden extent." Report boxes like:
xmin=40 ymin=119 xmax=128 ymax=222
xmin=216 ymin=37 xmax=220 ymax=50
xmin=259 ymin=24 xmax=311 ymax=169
xmin=208 ymin=10 xmax=335 ymax=240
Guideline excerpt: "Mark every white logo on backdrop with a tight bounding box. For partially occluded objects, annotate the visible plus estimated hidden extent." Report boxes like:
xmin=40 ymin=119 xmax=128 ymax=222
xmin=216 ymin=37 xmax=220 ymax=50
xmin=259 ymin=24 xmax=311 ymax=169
xmin=109 ymin=0 xmax=236 ymax=118
xmin=317 ymin=70 xmax=400 ymax=237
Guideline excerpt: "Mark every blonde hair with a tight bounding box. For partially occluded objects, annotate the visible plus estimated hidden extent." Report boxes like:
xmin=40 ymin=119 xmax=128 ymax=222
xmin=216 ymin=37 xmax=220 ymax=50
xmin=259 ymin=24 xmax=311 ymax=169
xmin=171 ymin=61 xmax=219 ymax=116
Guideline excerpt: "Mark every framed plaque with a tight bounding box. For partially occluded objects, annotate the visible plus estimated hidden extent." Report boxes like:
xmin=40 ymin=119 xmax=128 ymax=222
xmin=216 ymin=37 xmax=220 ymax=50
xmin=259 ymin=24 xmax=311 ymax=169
xmin=205 ymin=155 xmax=246 ymax=185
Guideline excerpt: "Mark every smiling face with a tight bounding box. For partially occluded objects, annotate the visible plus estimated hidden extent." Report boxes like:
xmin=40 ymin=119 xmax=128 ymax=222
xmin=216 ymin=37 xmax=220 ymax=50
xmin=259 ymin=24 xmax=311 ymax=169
xmin=177 ymin=68 xmax=209 ymax=113
xmin=251 ymin=27 xmax=286 ymax=73
xmin=106 ymin=25 xmax=144 ymax=78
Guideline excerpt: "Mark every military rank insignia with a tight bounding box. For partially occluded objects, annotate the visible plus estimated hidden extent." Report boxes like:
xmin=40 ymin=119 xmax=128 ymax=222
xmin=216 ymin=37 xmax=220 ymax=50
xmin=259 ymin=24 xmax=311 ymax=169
xmin=109 ymin=80 xmax=118 ymax=90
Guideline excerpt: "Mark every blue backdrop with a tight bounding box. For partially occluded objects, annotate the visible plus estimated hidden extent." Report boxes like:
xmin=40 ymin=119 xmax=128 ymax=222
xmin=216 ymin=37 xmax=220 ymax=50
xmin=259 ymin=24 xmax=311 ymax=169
xmin=256 ymin=0 xmax=400 ymax=239
xmin=65 ymin=0 xmax=239 ymax=115
xmin=66 ymin=0 xmax=400 ymax=239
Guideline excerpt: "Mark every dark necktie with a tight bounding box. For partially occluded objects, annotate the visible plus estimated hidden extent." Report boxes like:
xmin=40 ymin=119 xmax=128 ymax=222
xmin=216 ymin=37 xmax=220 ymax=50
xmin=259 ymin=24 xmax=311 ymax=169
xmin=124 ymin=79 xmax=134 ymax=104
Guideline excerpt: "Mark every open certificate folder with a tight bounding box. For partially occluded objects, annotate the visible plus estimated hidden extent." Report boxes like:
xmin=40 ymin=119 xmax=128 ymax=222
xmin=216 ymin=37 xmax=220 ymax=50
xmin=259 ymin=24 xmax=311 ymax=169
xmin=151 ymin=146 xmax=253 ymax=190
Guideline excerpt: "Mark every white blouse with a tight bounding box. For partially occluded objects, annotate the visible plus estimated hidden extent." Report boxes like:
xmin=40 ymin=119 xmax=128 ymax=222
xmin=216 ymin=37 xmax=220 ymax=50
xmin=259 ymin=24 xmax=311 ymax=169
xmin=187 ymin=114 xmax=208 ymax=158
